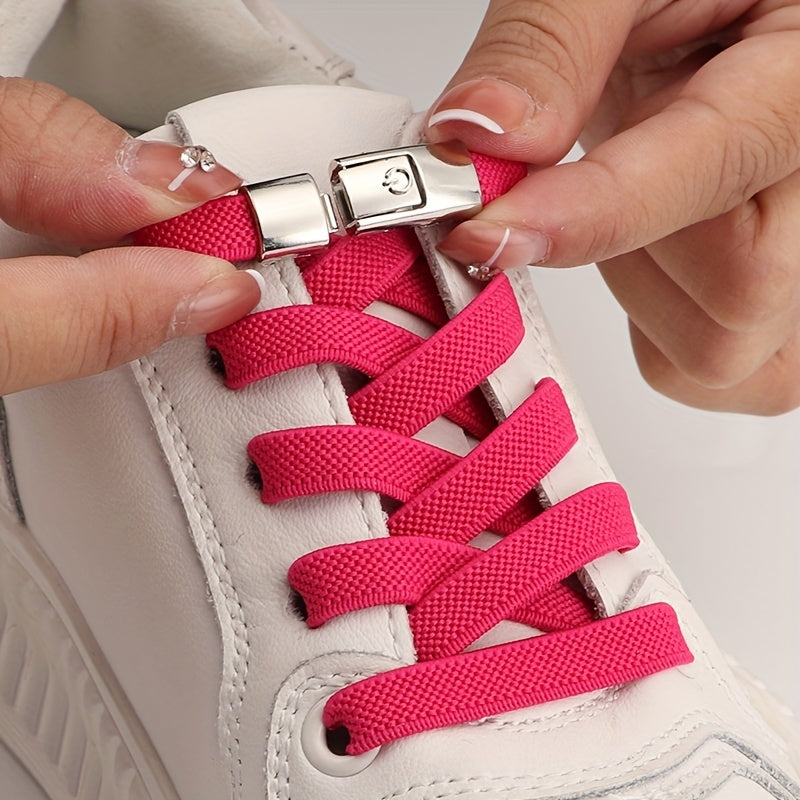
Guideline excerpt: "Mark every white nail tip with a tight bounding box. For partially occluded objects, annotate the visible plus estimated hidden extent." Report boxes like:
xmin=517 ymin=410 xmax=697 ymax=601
xmin=167 ymin=167 xmax=194 ymax=192
xmin=244 ymin=268 xmax=267 ymax=301
xmin=428 ymin=108 xmax=505 ymax=134
xmin=483 ymin=227 xmax=511 ymax=269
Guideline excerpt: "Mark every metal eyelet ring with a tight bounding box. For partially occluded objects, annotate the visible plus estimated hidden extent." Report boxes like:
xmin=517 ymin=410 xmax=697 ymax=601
xmin=301 ymin=695 xmax=380 ymax=777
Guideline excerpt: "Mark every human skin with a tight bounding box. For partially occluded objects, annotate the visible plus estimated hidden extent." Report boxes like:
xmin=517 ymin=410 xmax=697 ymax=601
xmin=431 ymin=0 xmax=800 ymax=415
xmin=0 ymin=78 xmax=261 ymax=395
xmin=4 ymin=2 xmax=800 ymax=413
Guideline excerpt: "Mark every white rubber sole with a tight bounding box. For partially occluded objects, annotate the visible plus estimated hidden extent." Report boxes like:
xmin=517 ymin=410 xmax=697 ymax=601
xmin=0 ymin=734 xmax=50 ymax=800
xmin=0 ymin=506 xmax=177 ymax=800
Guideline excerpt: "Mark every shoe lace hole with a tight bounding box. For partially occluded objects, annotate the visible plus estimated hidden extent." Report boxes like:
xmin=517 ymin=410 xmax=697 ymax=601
xmin=325 ymin=726 xmax=350 ymax=757
xmin=246 ymin=460 xmax=263 ymax=493
xmin=207 ymin=347 xmax=226 ymax=379
xmin=289 ymin=590 xmax=308 ymax=622
xmin=301 ymin=696 xmax=379 ymax=777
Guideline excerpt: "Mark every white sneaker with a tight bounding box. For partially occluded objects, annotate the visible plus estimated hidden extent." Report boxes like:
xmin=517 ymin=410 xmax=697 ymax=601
xmin=1 ymin=80 xmax=799 ymax=800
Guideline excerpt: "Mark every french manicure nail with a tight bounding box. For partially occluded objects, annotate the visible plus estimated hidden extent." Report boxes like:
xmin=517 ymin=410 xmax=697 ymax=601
xmin=427 ymin=78 xmax=537 ymax=136
xmin=118 ymin=140 xmax=243 ymax=203
xmin=429 ymin=108 xmax=505 ymax=134
xmin=172 ymin=268 xmax=263 ymax=336
xmin=439 ymin=220 xmax=551 ymax=273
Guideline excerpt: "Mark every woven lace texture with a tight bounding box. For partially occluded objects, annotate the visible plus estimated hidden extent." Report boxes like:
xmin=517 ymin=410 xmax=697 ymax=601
xmin=135 ymin=152 xmax=693 ymax=755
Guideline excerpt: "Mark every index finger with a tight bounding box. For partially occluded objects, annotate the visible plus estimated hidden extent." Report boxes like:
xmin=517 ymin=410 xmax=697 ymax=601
xmin=425 ymin=0 xmax=641 ymax=164
xmin=439 ymin=30 xmax=800 ymax=269
xmin=0 ymin=78 xmax=241 ymax=246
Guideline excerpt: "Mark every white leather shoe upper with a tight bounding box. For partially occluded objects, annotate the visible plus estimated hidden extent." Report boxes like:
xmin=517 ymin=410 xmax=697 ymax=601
xmin=2 ymin=83 xmax=799 ymax=800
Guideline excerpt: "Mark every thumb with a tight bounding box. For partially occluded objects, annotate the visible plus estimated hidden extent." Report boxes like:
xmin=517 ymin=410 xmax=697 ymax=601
xmin=425 ymin=0 xmax=639 ymax=164
xmin=0 ymin=78 xmax=241 ymax=245
xmin=0 ymin=248 xmax=263 ymax=395
xmin=0 ymin=78 xmax=262 ymax=395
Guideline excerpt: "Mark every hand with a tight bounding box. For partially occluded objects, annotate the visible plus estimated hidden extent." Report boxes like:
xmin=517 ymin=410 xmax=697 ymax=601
xmin=429 ymin=1 xmax=800 ymax=415
xmin=0 ymin=78 xmax=261 ymax=396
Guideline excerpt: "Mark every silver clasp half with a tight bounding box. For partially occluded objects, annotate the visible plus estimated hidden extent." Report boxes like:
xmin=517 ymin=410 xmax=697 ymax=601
xmin=241 ymin=141 xmax=482 ymax=261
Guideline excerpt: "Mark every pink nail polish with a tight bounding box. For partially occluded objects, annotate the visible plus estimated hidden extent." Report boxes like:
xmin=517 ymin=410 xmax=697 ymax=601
xmin=427 ymin=79 xmax=537 ymax=137
xmin=439 ymin=221 xmax=551 ymax=273
xmin=172 ymin=269 xmax=263 ymax=336
xmin=119 ymin=140 xmax=243 ymax=203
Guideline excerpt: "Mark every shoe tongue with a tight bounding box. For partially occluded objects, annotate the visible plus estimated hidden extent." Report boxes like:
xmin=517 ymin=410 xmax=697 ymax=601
xmin=161 ymin=85 xmax=483 ymax=459
xmin=362 ymin=303 xmax=477 ymax=456
xmin=158 ymin=85 xmax=416 ymax=189
xmin=161 ymin=85 xmax=605 ymax=645
xmin=164 ymin=83 xmax=538 ymax=510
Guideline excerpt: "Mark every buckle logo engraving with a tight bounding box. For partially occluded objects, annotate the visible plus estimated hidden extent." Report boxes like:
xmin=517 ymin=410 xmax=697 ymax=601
xmin=382 ymin=167 xmax=413 ymax=196
xmin=243 ymin=142 xmax=483 ymax=258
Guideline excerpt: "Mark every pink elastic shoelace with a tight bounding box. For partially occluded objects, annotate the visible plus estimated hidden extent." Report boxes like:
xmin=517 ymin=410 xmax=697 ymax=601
xmin=134 ymin=152 xmax=693 ymax=756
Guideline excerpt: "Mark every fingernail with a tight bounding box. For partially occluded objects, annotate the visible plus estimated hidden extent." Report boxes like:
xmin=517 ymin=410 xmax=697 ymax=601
xmin=427 ymin=78 xmax=536 ymax=136
xmin=172 ymin=268 xmax=264 ymax=336
xmin=118 ymin=140 xmax=243 ymax=203
xmin=438 ymin=221 xmax=551 ymax=274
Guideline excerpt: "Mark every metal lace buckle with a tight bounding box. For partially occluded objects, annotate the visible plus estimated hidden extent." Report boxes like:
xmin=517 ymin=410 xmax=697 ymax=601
xmin=241 ymin=141 xmax=482 ymax=261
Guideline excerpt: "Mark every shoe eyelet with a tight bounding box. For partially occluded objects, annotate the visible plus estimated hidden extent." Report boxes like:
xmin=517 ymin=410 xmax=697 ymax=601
xmin=245 ymin=460 xmax=263 ymax=493
xmin=207 ymin=347 xmax=226 ymax=378
xmin=301 ymin=696 xmax=380 ymax=777
xmin=287 ymin=589 xmax=309 ymax=622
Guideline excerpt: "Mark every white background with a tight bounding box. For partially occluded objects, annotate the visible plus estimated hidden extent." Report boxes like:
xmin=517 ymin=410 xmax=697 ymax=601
xmin=283 ymin=0 xmax=800 ymax=712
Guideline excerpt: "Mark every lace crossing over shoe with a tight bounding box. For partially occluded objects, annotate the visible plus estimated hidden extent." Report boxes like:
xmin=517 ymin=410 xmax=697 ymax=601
xmin=134 ymin=144 xmax=692 ymax=756
xmin=3 ymin=76 xmax=799 ymax=800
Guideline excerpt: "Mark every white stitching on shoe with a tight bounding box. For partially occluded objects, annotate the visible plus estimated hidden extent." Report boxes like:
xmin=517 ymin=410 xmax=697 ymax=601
xmin=267 ymin=668 xmax=795 ymax=800
xmin=469 ymin=688 xmax=621 ymax=731
xmin=374 ymin=759 xmax=790 ymax=800
xmin=271 ymin=670 xmax=372 ymax=798
xmin=620 ymin=574 xmax=788 ymax=757
xmin=132 ymin=357 xmax=250 ymax=799
xmin=372 ymin=724 xmax=797 ymax=800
